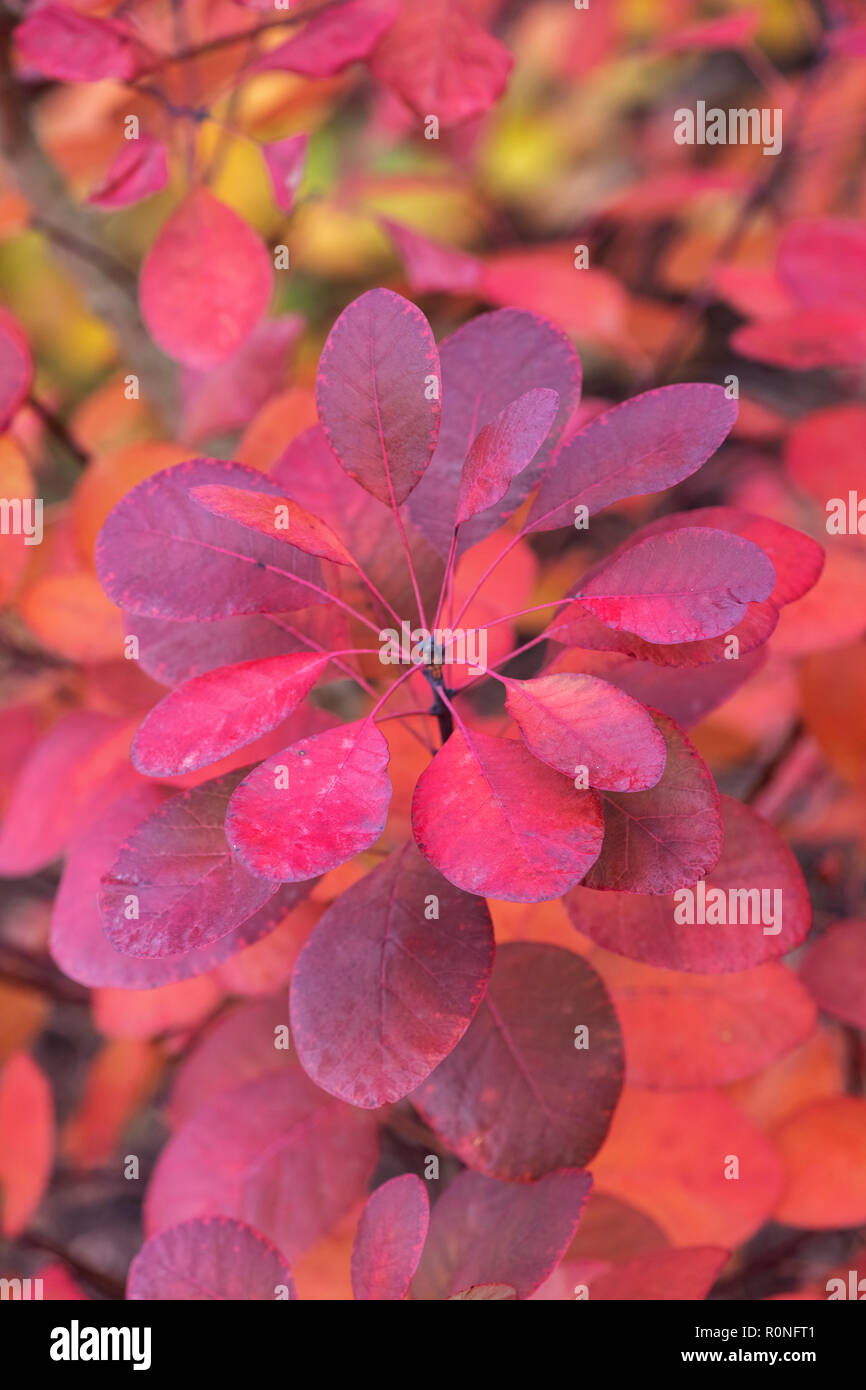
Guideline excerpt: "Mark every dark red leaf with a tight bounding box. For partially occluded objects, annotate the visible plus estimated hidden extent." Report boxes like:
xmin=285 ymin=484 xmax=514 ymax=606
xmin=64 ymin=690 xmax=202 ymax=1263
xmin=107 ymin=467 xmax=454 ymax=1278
xmin=455 ymin=388 xmax=560 ymax=525
xmin=351 ymin=1175 xmax=429 ymax=1300
xmin=800 ymin=920 xmax=866 ymax=1029
xmin=412 ymin=728 xmax=604 ymax=902
xmin=413 ymin=943 xmax=623 ymax=1180
xmin=226 ymin=719 xmax=391 ymax=881
xmin=411 ymin=1166 xmax=593 ymax=1298
xmin=290 ymin=842 xmax=494 ymax=1106
xmin=127 ymin=1217 xmax=295 ymax=1300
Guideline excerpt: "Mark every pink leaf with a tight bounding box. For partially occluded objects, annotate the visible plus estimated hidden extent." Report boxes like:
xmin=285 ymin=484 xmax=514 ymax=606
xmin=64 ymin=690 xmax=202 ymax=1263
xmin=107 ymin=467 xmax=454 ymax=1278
xmin=351 ymin=1175 xmax=430 ymax=1300
xmin=99 ymin=769 xmax=283 ymax=958
xmin=504 ymin=672 xmax=667 ymax=791
xmin=290 ymin=842 xmax=494 ymax=1106
xmin=800 ymin=920 xmax=866 ymax=1029
xmin=254 ymin=0 xmax=398 ymax=77
xmin=144 ymin=1071 xmax=378 ymax=1259
xmin=653 ymin=11 xmax=759 ymax=52
xmin=583 ymin=710 xmax=722 ymax=894
xmin=368 ymin=0 xmax=513 ymax=128
xmin=412 ymin=727 xmax=604 ymax=902
xmin=411 ymin=1166 xmax=593 ymax=1299
xmin=0 ymin=1053 xmax=53 ymax=1237
xmin=51 ymin=786 xmax=308 ymax=988
xmin=129 ymin=609 xmax=339 ymax=688
xmin=261 ymin=135 xmax=308 ymax=213
xmin=732 ymin=310 xmax=866 ymax=369
xmin=315 ymin=288 xmax=440 ymax=507
xmin=777 ymin=218 xmax=866 ymax=312
xmin=455 ymin=388 xmax=560 ymax=525
xmin=548 ymin=593 xmax=778 ymax=668
xmin=131 ymin=653 xmax=330 ymax=777
xmin=413 ymin=943 xmax=623 ymax=1180
xmin=96 ymin=458 xmax=327 ymax=620
xmin=127 ymin=1217 xmax=295 ymax=1300
xmin=88 ymin=133 xmax=167 ymax=210
xmin=140 ymin=190 xmax=271 ymax=369
xmin=15 ymin=5 xmax=142 ymax=81
xmin=567 ymin=795 xmax=811 ymax=971
xmin=226 ymin=718 xmax=392 ymax=881
xmin=529 ymin=384 xmax=738 ymax=532
xmin=586 ymin=1247 xmax=730 ymax=1300
xmin=0 ymin=308 xmax=32 ymax=430
xmin=381 ymin=218 xmax=481 ymax=294
xmin=576 ymin=527 xmax=775 ymax=645
xmin=407 ymin=309 xmax=581 ymax=558
xmin=191 ymin=484 xmax=355 ymax=566
xmin=180 ymin=317 xmax=303 ymax=442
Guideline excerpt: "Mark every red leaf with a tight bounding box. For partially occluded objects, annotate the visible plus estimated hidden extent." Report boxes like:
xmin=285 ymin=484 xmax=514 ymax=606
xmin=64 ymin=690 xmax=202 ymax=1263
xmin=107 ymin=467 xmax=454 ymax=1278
xmin=15 ymin=5 xmax=142 ymax=81
xmin=413 ymin=943 xmax=623 ymax=1180
xmin=582 ymin=711 xmax=722 ymax=894
xmin=567 ymin=795 xmax=811 ymax=970
xmin=96 ymin=458 xmax=327 ymax=620
xmin=130 ymin=609 xmax=337 ymax=687
xmin=368 ymin=0 xmax=513 ymax=127
xmin=732 ymin=310 xmax=866 ymax=369
xmin=551 ymin=646 xmax=766 ymax=728
xmin=254 ymin=0 xmax=397 ymax=76
xmin=261 ymin=135 xmax=308 ymax=214
xmin=226 ymin=718 xmax=392 ymax=881
xmin=786 ymin=403 xmax=866 ymax=509
xmin=315 ymin=288 xmax=440 ymax=507
xmin=52 ymin=786 xmax=308 ymax=988
xmin=576 ymin=528 xmax=775 ymax=644
xmin=411 ymin=1167 xmax=592 ymax=1299
xmin=140 ymin=190 xmax=271 ymax=369
xmin=290 ymin=842 xmax=494 ymax=1106
xmin=381 ymin=219 xmax=481 ymax=295
xmin=191 ymin=484 xmax=355 ymax=566
xmin=600 ymin=956 xmax=816 ymax=1088
xmin=407 ymin=309 xmax=581 ymax=558
xmin=800 ymin=920 xmax=866 ymax=1029
xmin=777 ymin=218 xmax=866 ymax=312
xmin=0 ymin=308 xmax=32 ymax=430
xmin=128 ymin=1216 xmax=295 ymax=1300
xmin=586 ymin=1247 xmax=729 ymax=1300
xmin=0 ymin=1053 xmax=53 ymax=1237
xmin=455 ymin=388 xmax=560 ymax=525
xmin=412 ymin=727 xmax=604 ymax=902
xmin=99 ymin=770 xmax=282 ymax=958
xmin=131 ymin=653 xmax=330 ymax=777
xmin=528 ymin=384 xmax=738 ymax=532
xmin=168 ymin=997 xmax=296 ymax=1126
xmin=549 ymin=594 xmax=778 ymax=668
xmin=351 ymin=1174 xmax=430 ymax=1300
xmin=88 ymin=133 xmax=167 ymax=210
xmin=144 ymin=1071 xmax=378 ymax=1259
xmin=504 ymin=672 xmax=667 ymax=791
xmin=772 ymin=1098 xmax=866 ymax=1228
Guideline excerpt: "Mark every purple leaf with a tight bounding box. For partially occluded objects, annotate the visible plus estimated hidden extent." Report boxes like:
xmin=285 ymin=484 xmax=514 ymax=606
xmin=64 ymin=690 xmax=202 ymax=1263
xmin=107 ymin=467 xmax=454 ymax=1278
xmin=456 ymin=388 xmax=560 ymax=525
xmin=351 ymin=1175 xmax=430 ymax=1300
xmin=127 ymin=1217 xmax=295 ymax=1300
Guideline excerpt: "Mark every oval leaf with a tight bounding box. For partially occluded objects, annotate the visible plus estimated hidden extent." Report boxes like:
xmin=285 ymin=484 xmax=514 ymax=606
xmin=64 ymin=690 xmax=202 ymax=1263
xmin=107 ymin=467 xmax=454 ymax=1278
xmin=88 ymin=133 xmax=167 ymax=210
xmin=191 ymin=484 xmax=356 ymax=566
xmin=351 ymin=1175 xmax=430 ymax=1301
xmin=127 ymin=1217 xmax=295 ymax=1300
xmin=0 ymin=1053 xmax=53 ymax=1237
xmin=455 ymin=388 xmax=560 ymax=525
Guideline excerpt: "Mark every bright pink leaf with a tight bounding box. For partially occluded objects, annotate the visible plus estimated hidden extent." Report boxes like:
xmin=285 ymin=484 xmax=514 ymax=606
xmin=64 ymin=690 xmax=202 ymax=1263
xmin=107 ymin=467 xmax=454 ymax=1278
xmin=455 ymin=388 xmax=560 ymax=525
xmin=95 ymin=458 xmax=327 ymax=620
xmin=412 ymin=727 xmax=604 ymax=902
xmin=351 ymin=1175 xmax=430 ymax=1301
xmin=15 ymin=5 xmax=142 ymax=81
xmin=368 ymin=0 xmax=513 ymax=128
xmin=382 ymin=218 xmax=481 ymax=295
xmin=131 ymin=653 xmax=330 ymax=777
xmin=52 ymin=786 xmax=307 ymax=988
xmin=800 ymin=920 xmax=866 ymax=1029
xmin=191 ymin=485 xmax=355 ymax=566
xmin=127 ymin=1217 xmax=295 ymax=1300
xmin=528 ymin=385 xmax=738 ymax=532
xmin=261 ymin=135 xmax=308 ymax=213
xmin=144 ymin=1070 xmax=378 ymax=1259
xmin=254 ymin=0 xmax=398 ymax=76
xmin=777 ymin=218 xmax=866 ymax=312
xmin=567 ymin=795 xmax=812 ymax=971
xmin=0 ymin=308 xmax=32 ymax=430
xmin=290 ymin=842 xmax=494 ymax=1106
xmin=582 ymin=710 xmax=722 ymax=894
xmin=407 ymin=309 xmax=581 ymax=558
xmin=504 ymin=672 xmax=667 ymax=792
xmin=411 ymin=1166 xmax=593 ymax=1299
xmin=548 ymin=593 xmax=778 ymax=668
xmin=575 ymin=527 xmax=775 ymax=644
xmin=315 ymin=288 xmax=440 ymax=507
xmin=226 ymin=718 xmax=391 ymax=881
xmin=99 ymin=769 xmax=282 ymax=958
xmin=140 ymin=190 xmax=271 ymax=369
xmin=88 ymin=133 xmax=167 ymax=210
xmin=413 ymin=943 xmax=623 ymax=1180
xmin=0 ymin=1053 xmax=53 ymax=1237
